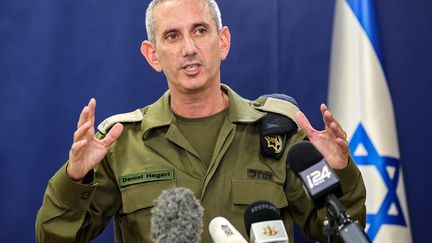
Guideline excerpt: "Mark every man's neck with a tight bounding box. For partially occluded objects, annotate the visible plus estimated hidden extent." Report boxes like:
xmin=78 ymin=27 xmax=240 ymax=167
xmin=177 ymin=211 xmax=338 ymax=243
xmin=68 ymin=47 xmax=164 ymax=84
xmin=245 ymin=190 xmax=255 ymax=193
xmin=170 ymin=84 xmax=229 ymax=118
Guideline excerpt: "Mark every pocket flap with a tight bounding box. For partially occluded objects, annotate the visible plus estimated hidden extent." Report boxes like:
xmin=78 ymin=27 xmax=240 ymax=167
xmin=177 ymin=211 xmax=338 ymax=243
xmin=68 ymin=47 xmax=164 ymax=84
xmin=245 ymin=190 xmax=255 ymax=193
xmin=120 ymin=179 xmax=177 ymax=213
xmin=232 ymin=180 xmax=288 ymax=208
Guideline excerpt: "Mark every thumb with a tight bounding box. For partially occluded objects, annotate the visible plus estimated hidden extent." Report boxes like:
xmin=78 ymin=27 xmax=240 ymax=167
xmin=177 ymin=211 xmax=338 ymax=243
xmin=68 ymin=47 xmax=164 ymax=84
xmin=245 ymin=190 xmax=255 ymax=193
xmin=101 ymin=123 xmax=124 ymax=147
xmin=295 ymin=111 xmax=315 ymax=137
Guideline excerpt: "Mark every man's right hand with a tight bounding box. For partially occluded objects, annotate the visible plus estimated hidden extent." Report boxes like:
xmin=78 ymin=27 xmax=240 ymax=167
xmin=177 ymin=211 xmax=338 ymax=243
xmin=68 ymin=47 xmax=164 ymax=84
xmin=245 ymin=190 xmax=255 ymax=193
xmin=67 ymin=98 xmax=124 ymax=181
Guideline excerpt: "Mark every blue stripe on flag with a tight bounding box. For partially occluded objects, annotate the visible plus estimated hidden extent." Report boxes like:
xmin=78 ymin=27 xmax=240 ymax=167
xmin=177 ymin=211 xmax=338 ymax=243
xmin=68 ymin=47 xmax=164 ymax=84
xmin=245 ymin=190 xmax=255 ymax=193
xmin=345 ymin=0 xmax=383 ymax=64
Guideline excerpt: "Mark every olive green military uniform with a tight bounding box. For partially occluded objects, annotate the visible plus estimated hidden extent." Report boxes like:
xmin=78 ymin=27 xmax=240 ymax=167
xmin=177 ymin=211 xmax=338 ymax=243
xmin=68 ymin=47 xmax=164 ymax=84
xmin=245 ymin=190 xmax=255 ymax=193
xmin=36 ymin=84 xmax=366 ymax=243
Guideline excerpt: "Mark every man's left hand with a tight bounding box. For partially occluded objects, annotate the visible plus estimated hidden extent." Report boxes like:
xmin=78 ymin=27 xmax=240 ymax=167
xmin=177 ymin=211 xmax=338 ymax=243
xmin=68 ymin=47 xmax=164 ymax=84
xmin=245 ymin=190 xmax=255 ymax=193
xmin=295 ymin=103 xmax=349 ymax=169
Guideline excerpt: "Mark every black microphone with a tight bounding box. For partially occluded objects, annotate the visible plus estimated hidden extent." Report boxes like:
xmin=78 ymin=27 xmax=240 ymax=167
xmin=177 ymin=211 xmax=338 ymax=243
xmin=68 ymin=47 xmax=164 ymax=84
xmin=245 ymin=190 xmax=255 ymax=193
xmin=286 ymin=140 xmax=342 ymax=209
xmin=151 ymin=187 xmax=203 ymax=243
xmin=287 ymin=141 xmax=371 ymax=243
xmin=244 ymin=200 xmax=289 ymax=243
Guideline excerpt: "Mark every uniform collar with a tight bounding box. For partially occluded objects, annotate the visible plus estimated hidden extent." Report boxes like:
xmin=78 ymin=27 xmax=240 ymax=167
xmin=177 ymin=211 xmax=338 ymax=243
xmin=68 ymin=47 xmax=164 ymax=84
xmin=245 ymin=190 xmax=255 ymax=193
xmin=222 ymin=84 xmax=265 ymax=123
xmin=141 ymin=84 xmax=265 ymax=138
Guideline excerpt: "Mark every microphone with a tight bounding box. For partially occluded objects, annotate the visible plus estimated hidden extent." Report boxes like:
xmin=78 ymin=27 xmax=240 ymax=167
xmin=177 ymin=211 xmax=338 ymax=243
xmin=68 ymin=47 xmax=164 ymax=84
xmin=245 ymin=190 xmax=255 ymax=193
xmin=286 ymin=140 xmax=342 ymax=209
xmin=209 ymin=217 xmax=247 ymax=243
xmin=287 ymin=141 xmax=371 ymax=243
xmin=151 ymin=187 xmax=203 ymax=243
xmin=244 ymin=200 xmax=289 ymax=243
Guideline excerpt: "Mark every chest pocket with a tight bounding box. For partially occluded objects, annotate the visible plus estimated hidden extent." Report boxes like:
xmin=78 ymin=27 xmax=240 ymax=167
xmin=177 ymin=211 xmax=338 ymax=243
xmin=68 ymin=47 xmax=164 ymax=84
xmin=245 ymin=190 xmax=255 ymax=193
xmin=117 ymin=180 xmax=177 ymax=242
xmin=232 ymin=180 xmax=288 ymax=208
xmin=120 ymin=179 xmax=177 ymax=213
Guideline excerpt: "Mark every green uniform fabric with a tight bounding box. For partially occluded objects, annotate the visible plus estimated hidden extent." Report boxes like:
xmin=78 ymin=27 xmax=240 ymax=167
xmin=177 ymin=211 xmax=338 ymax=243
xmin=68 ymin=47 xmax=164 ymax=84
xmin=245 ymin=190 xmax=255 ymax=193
xmin=35 ymin=84 xmax=366 ymax=243
xmin=175 ymin=108 xmax=228 ymax=168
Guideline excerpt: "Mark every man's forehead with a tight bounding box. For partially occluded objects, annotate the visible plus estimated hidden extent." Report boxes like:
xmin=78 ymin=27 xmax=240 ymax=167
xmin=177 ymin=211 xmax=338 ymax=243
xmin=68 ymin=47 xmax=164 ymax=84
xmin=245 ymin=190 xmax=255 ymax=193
xmin=153 ymin=0 xmax=213 ymax=30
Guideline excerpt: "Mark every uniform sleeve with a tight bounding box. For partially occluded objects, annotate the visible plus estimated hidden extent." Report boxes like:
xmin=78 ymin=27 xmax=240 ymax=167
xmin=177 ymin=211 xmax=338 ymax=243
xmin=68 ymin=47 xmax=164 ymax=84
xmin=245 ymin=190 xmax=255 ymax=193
xmin=35 ymin=156 xmax=121 ymax=243
xmin=284 ymin=134 xmax=366 ymax=242
xmin=334 ymin=157 xmax=367 ymax=227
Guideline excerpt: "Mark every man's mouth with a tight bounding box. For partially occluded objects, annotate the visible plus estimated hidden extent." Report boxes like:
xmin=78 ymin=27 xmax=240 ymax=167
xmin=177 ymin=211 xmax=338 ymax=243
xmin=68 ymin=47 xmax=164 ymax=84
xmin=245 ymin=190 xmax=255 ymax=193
xmin=184 ymin=64 xmax=198 ymax=71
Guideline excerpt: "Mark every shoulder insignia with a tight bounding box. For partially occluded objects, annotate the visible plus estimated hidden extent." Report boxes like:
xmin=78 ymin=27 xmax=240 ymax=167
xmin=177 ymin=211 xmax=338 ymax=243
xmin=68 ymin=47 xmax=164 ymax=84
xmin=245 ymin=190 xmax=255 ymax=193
xmin=253 ymin=94 xmax=301 ymax=160
xmin=97 ymin=109 xmax=143 ymax=135
xmin=254 ymin=97 xmax=300 ymax=128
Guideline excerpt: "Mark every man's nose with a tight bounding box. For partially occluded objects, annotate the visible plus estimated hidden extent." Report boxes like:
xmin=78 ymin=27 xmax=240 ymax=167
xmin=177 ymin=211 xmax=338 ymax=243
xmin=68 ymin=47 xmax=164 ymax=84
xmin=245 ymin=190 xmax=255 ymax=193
xmin=182 ymin=36 xmax=198 ymax=57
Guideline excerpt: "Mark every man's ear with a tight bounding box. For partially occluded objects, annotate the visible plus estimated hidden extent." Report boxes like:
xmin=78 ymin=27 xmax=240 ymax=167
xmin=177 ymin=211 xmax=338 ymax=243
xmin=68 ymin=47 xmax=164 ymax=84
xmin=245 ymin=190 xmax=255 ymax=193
xmin=141 ymin=40 xmax=163 ymax=72
xmin=219 ymin=26 xmax=231 ymax=61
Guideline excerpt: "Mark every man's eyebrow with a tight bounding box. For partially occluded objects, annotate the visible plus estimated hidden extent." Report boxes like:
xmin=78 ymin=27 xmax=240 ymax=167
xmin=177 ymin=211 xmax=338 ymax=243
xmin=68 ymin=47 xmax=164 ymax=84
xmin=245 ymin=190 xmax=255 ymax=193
xmin=161 ymin=28 xmax=179 ymax=38
xmin=192 ymin=22 xmax=210 ymax=29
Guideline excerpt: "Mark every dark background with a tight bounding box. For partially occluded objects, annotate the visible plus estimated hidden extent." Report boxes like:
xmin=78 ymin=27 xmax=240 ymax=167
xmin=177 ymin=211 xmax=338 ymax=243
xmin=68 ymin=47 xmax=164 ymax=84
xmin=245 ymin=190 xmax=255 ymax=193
xmin=0 ymin=0 xmax=431 ymax=242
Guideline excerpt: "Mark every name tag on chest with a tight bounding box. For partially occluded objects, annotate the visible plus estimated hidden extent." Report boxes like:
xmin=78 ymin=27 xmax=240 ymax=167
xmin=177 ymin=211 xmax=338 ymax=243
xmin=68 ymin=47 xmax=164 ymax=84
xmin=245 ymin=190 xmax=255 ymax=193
xmin=118 ymin=168 xmax=174 ymax=187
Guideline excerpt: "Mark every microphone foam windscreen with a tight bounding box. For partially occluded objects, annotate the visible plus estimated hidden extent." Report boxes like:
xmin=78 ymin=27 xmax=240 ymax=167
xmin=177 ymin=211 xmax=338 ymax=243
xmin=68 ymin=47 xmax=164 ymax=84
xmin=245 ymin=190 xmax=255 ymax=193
xmin=286 ymin=141 xmax=324 ymax=173
xmin=244 ymin=200 xmax=281 ymax=237
xmin=151 ymin=187 xmax=204 ymax=243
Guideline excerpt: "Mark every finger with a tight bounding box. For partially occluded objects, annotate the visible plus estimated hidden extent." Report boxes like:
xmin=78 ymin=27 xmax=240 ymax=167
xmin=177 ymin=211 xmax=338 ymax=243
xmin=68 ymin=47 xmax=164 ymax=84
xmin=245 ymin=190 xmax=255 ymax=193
xmin=84 ymin=123 xmax=95 ymax=140
xmin=336 ymin=137 xmax=350 ymax=156
xmin=74 ymin=121 xmax=92 ymax=142
xmin=70 ymin=139 xmax=88 ymax=155
xmin=77 ymin=106 xmax=89 ymax=129
xmin=330 ymin=122 xmax=347 ymax=140
xmin=100 ymin=123 xmax=124 ymax=147
xmin=295 ymin=111 xmax=316 ymax=138
xmin=79 ymin=98 xmax=96 ymax=138
xmin=320 ymin=103 xmax=328 ymax=116
xmin=321 ymin=104 xmax=335 ymax=129
xmin=321 ymin=105 xmax=344 ymax=138
xmin=320 ymin=103 xmax=331 ymax=125
xmin=88 ymin=98 xmax=96 ymax=127
xmin=77 ymin=98 xmax=96 ymax=128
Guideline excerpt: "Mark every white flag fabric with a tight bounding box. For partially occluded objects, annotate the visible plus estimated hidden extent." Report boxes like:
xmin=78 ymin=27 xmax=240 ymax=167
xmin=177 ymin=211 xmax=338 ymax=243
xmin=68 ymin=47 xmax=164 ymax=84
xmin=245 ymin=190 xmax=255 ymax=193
xmin=328 ymin=0 xmax=412 ymax=242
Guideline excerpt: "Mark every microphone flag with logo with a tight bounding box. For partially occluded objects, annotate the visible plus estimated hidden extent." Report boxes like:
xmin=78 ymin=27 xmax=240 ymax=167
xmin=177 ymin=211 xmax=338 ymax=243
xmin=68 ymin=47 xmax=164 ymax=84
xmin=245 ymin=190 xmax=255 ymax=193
xmin=244 ymin=200 xmax=288 ymax=243
xmin=328 ymin=0 xmax=412 ymax=242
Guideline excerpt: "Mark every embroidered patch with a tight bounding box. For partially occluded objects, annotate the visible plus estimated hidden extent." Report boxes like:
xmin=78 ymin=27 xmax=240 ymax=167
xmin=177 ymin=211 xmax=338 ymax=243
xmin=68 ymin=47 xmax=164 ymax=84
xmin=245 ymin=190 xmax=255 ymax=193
xmin=118 ymin=168 xmax=174 ymax=187
xmin=247 ymin=169 xmax=273 ymax=181
xmin=264 ymin=135 xmax=283 ymax=154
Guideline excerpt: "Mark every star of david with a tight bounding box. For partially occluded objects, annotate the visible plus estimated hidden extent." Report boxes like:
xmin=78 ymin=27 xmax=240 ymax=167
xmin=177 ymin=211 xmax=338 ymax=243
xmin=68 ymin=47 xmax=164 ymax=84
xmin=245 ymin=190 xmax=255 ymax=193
xmin=349 ymin=123 xmax=407 ymax=241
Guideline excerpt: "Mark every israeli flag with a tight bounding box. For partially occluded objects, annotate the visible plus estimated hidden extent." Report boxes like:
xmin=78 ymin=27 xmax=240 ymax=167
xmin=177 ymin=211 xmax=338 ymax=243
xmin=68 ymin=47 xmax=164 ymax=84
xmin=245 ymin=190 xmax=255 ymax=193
xmin=328 ymin=0 xmax=413 ymax=242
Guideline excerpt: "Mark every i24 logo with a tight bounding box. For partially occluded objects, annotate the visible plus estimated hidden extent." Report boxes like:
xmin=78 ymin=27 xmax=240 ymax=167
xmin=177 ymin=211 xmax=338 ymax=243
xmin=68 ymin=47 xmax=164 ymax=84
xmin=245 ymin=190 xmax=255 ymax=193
xmin=306 ymin=165 xmax=331 ymax=189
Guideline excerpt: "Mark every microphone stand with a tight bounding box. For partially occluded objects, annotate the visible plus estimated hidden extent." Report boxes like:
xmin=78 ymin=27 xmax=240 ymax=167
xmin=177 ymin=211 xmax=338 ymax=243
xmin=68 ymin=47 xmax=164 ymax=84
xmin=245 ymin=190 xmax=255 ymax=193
xmin=322 ymin=211 xmax=337 ymax=243
xmin=323 ymin=194 xmax=371 ymax=243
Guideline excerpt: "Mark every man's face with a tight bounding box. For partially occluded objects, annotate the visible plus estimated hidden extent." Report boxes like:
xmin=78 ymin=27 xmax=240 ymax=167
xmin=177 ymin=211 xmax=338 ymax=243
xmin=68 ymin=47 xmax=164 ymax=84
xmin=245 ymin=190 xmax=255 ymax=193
xmin=142 ymin=0 xmax=230 ymax=94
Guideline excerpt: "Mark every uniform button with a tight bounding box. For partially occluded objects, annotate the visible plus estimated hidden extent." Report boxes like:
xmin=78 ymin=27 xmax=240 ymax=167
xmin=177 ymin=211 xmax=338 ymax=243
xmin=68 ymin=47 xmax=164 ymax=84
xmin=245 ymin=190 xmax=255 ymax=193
xmin=252 ymin=101 xmax=260 ymax=107
xmin=80 ymin=192 xmax=91 ymax=200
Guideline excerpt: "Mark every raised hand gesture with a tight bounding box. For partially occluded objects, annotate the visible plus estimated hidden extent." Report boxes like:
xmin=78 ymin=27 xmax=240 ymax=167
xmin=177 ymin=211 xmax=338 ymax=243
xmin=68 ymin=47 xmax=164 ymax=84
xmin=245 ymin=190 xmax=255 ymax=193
xmin=295 ymin=104 xmax=349 ymax=169
xmin=67 ymin=98 xmax=124 ymax=180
